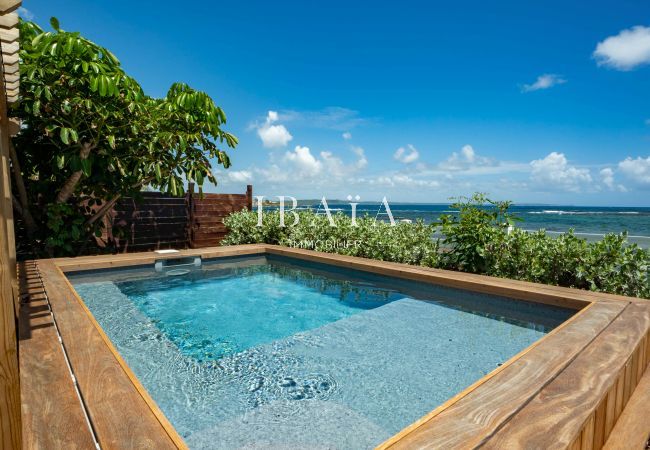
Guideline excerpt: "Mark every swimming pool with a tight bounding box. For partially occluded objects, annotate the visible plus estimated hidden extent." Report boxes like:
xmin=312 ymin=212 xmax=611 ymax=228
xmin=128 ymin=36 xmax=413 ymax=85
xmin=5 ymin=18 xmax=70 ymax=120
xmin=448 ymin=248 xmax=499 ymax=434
xmin=69 ymin=253 xmax=574 ymax=449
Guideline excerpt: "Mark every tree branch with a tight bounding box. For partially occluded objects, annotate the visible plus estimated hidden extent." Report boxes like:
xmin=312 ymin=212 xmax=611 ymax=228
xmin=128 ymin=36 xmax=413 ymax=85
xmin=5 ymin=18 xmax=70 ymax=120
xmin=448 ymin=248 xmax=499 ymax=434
xmin=12 ymin=195 xmax=23 ymax=217
xmin=55 ymin=142 xmax=93 ymax=204
xmin=9 ymin=141 xmax=38 ymax=237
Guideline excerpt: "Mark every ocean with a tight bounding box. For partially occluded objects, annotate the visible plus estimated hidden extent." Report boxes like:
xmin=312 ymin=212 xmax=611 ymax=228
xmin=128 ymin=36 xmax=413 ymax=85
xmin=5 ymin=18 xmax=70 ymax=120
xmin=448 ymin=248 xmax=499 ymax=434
xmin=267 ymin=203 xmax=650 ymax=248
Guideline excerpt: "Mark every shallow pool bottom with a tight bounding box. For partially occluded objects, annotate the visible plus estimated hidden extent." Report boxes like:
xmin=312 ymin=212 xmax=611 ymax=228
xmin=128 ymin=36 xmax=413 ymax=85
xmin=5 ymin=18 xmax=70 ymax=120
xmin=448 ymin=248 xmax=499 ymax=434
xmin=70 ymin=255 xmax=573 ymax=449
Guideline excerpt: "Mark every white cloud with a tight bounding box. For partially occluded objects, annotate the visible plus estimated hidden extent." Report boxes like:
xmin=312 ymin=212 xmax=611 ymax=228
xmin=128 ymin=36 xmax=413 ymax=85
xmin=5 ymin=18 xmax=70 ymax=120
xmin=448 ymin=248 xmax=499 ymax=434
xmin=521 ymin=74 xmax=567 ymax=92
xmin=394 ymin=144 xmax=420 ymax=164
xmin=530 ymin=152 xmax=592 ymax=192
xmin=342 ymin=132 xmax=352 ymax=140
xmin=594 ymin=26 xmax=650 ymax=70
xmin=254 ymin=144 xmax=368 ymax=186
xmin=440 ymin=145 xmax=494 ymax=170
xmin=227 ymin=170 xmax=253 ymax=183
xmin=284 ymin=145 xmax=322 ymax=176
xmin=618 ymin=156 xmax=650 ymax=185
xmin=599 ymin=168 xmax=627 ymax=192
xmin=351 ymin=146 xmax=367 ymax=169
xmin=256 ymin=111 xmax=293 ymax=148
xmin=600 ymin=168 xmax=615 ymax=189
xmin=18 ymin=7 xmax=34 ymax=20
xmin=363 ymin=174 xmax=440 ymax=189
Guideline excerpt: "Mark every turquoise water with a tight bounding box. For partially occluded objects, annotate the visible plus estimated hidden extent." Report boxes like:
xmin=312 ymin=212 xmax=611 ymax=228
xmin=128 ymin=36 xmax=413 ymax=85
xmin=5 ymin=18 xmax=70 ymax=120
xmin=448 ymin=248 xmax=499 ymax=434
xmin=270 ymin=203 xmax=650 ymax=247
xmin=70 ymin=255 xmax=573 ymax=449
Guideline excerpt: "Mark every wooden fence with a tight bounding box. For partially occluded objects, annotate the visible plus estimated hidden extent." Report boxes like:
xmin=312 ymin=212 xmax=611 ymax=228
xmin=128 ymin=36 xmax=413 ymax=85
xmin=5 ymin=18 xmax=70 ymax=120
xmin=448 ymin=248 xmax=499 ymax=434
xmin=109 ymin=185 xmax=252 ymax=252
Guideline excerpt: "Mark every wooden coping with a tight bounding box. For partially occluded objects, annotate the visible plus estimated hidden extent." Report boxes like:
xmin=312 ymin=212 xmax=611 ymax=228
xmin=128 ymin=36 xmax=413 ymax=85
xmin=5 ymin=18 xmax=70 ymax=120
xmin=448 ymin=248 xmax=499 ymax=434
xmin=19 ymin=244 xmax=650 ymax=449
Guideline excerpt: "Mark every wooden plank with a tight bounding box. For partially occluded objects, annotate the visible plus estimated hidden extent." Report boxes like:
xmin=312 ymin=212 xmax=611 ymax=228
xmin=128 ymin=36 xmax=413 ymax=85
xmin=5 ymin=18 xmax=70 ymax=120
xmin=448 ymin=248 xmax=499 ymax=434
xmin=0 ymin=26 xmax=18 ymax=42
xmin=592 ymin=396 xmax=607 ymax=449
xmin=36 ymin=261 xmax=185 ymax=449
xmin=196 ymin=193 xmax=247 ymax=201
xmin=381 ymin=301 xmax=624 ymax=449
xmin=604 ymin=382 xmax=617 ymax=438
xmin=193 ymin=225 xmax=227 ymax=233
xmin=0 ymin=50 xmax=21 ymax=450
xmin=0 ymin=0 xmax=21 ymax=14
xmin=18 ymin=263 xmax=96 ymax=449
xmin=192 ymin=204 xmax=247 ymax=214
xmin=0 ymin=11 xmax=18 ymax=28
xmin=483 ymin=302 xmax=650 ymax=449
xmin=581 ymin=414 xmax=595 ymax=450
xmin=54 ymin=244 xmax=267 ymax=272
xmin=603 ymin=364 xmax=650 ymax=450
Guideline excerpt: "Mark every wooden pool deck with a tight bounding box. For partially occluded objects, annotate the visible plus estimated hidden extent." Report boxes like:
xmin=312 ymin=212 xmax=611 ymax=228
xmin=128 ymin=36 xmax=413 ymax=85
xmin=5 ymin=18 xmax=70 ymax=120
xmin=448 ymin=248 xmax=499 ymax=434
xmin=18 ymin=244 xmax=650 ymax=449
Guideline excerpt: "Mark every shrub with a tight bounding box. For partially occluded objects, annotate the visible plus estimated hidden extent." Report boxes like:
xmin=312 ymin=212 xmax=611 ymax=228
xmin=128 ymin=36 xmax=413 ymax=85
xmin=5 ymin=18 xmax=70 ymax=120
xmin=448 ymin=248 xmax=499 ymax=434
xmin=438 ymin=193 xmax=518 ymax=273
xmin=221 ymin=198 xmax=650 ymax=299
xmin=222 ymin=210 xmax=440 ymax=267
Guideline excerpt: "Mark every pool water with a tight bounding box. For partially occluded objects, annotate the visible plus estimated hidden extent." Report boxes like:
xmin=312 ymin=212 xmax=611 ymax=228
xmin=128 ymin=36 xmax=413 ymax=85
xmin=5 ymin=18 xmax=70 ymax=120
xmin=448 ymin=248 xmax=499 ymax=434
xmin=69 ymin=254 xmax=573 ymax=449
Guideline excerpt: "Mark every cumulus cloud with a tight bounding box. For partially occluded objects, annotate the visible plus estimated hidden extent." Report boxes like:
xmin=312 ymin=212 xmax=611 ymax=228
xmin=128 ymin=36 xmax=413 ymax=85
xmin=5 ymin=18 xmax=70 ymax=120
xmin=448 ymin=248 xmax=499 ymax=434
xmin=594 ymin=26 xmax=650 ymax=70
xmin=256 ymin=111 xmax=293 ymax=148
xmin=394 ymin=144 xmax=420 ymax=164
xmin=600 ymin=168 xmax=627 ymax=192
xmin=342 ymin=132 xmax=352 ymax=140
xmin=351 ymin=146 xmax=368 ymax=169
xmin=255 ymin=144 xmax=368 ymax=186
xmin=521 ymin=74 xmax=567 ymax=92
xmin=618 ymin=156 xmax=650 ymax=185
xmin=530 ymin=152 xmax=592 ymax=192
xmin=438 ymin=145 xmax=495 ymax=171
xmin=227 ymin=170 xmax=253 ymax=183
xmin=284 ymin=145 xmax=322 ymax=176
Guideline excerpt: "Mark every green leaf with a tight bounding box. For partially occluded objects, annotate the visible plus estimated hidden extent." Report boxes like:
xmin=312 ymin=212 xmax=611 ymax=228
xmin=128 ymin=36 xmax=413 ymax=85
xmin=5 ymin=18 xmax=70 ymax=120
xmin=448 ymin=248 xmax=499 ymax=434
xmin=169 ymin=176 xmax=177 ymax=196
xmin=56 ymin=154 xmax=65 ymax=169
xmin=154 ymin=164 xmax=162 ymax=181
xmin=107 ymin=135 xmax=116 ymax=149
xmin=50 ymin=17 xmax=61 ymax=32
xmin=99 ymin=76 xmax=107 ymax=96
xmin=60 ymin=128 xmax=70 ymax=145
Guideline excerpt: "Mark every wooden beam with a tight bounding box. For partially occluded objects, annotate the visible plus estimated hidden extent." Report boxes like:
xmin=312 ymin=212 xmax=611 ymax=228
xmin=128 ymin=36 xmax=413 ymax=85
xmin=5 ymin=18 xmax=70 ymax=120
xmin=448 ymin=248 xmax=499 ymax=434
xmin=2 ymin=62 xmax=18 ymax=74
xmin=1 ymin=51 xmax=18 ymax=64
xmin=8 ymin=118 xmax=19 ymax=135
xmin=0 ymin=0 xmax=21 ymax=14
xmin=3 ymin=72 xmax=17 ymax=83
xmin=0 ymin=26 xmax=18 ymax=43
xmin=0 ymin=46 xmax=21 ymax=449
xmin=1 ymin=41 xmax=18 ymax=54
xmin=0 ymin=12 xmax=18 ymax=29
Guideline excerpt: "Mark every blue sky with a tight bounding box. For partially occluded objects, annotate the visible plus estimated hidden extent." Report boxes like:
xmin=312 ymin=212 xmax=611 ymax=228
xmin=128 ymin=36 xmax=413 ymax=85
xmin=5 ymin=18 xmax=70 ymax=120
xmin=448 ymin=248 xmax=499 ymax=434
xmin=23 ymin=0 xmax=650 ymax=205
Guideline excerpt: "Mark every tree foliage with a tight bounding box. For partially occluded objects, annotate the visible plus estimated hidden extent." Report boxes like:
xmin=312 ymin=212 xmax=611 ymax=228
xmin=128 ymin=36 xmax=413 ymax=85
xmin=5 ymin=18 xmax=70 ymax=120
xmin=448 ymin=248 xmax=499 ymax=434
xmin=11 ymin=18 xmax=237 ymax=255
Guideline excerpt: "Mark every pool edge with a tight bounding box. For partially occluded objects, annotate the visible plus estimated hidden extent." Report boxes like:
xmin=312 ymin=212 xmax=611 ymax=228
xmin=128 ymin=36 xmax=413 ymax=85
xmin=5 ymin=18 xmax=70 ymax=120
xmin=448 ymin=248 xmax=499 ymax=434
xmin=24 ymin=244 xmax=649 ymax=449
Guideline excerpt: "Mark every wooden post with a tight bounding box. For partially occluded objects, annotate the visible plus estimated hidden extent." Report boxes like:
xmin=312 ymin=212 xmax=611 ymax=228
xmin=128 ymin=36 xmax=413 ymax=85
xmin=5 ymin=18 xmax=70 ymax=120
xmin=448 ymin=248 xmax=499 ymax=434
xmin=246 ymin=185 xmax=253 ymax=211
xmin=187 ymin=183 xmax=195 ymax=248
xmin=0 ymin=43 xmax=21 ymax=450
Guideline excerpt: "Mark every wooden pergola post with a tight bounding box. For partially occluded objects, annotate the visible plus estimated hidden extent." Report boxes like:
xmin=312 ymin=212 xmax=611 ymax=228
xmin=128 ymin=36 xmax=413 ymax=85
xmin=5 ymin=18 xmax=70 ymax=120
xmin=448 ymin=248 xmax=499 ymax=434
xmin=0 ymin=2 xmax=22 ymax=449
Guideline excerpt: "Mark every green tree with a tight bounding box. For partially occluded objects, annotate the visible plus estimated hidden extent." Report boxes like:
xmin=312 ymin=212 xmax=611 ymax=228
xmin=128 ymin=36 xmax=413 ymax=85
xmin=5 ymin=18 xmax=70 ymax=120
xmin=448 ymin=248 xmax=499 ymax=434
xmin=11 ymin=18 xmax=237 ymax=255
